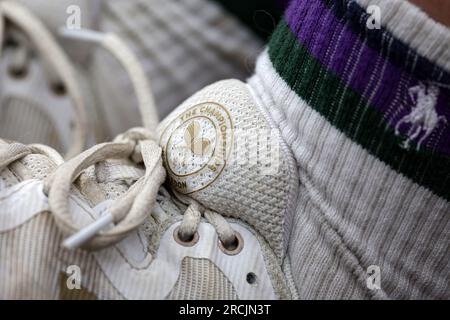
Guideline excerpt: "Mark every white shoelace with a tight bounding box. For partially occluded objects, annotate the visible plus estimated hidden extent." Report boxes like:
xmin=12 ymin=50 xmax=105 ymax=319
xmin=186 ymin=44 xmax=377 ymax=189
xmin=41 ymin=128 xmax=165 ymax=250
xmin=174 ymin=193 xmax=240 ymax=251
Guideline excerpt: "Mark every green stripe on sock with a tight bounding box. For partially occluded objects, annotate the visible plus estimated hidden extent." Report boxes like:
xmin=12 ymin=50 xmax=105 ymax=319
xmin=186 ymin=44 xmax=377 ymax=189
xmin=269 ymin=20 xmax=450 ymax=200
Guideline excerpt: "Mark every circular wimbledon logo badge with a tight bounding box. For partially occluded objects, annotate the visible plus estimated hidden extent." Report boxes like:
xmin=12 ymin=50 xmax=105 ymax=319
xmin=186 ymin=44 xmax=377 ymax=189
xmin=160 ymin=102 xmax=233 ymax=194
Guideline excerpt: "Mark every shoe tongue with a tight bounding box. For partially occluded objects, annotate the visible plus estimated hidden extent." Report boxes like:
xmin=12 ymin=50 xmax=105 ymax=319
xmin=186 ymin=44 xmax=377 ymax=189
xmin=157 ymin=79 xmax=298 ymax=260
xmin=73 ymin=158 xmax=145 ymax=207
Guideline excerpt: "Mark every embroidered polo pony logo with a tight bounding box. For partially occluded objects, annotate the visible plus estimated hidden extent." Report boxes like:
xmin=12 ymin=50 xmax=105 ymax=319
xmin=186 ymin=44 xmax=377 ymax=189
xmin=395 ymin=82 xmax=447 ymax=151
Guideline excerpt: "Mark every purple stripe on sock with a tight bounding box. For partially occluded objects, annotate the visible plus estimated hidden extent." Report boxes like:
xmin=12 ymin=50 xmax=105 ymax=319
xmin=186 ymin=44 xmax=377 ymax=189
xmin=285 ymin=0 xmax=450 ymax=155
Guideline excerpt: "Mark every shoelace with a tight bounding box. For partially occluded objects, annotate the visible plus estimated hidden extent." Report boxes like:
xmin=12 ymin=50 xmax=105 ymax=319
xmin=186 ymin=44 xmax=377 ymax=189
xmin=174 ymin=193 xmax=242 ymax=253
xmin=42 ymin=128 xmax=165 ymax=250
xmin=0 ymin=1 xmax=159 ymax=157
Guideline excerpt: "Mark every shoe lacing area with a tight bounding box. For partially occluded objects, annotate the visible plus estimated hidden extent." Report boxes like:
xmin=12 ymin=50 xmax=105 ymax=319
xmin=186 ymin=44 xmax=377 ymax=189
xmin=1 ymin=138 xmax=243 ymax=256
xmin=173 ymin=193 xmax=244 ymax=255
xmin=40 ymin=127 xmax=165 ymax=251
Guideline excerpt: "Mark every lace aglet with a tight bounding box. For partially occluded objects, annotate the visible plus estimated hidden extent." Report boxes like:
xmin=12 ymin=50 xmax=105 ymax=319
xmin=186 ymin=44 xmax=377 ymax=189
xmin=63 ymin=213 xmax=113 ymax=250
xmin=58 ymin=27 xmax=105 ymax=44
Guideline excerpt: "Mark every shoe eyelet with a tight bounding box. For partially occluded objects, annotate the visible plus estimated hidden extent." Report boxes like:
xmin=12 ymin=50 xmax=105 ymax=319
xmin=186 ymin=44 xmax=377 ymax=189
xmin=8 ymin=66 xmax=28 ymax=79
xmin=246 ymin=272 xmax=257 ymax=285
xmin=50 ymin=82 xmax=67 ymax=96
xmin=173 ymin=226 xmax=199 ymax=247
xmin=218 ymin=231 xmax=244 ymax=256
xmin=5 ymin=38 xmax=19 ymax=48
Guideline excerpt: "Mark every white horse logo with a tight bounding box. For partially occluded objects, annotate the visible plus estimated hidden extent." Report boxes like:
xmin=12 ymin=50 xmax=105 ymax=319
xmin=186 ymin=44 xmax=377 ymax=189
xmin=395 ymin=82 xmax=447 ymax=151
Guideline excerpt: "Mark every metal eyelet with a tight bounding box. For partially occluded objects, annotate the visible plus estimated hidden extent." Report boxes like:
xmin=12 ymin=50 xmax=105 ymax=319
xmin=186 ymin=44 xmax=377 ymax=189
xmin=8 ymin=66 xmax=28 ymax=79
xmin=50 ymin=82 xmax=67 ymax=96
xmin=218 ymin=231 xmax=244 ymax=255
xmin=173 ymin=226 xmax=199 ymax=247
xmin=5 ymin=38 xmax=19 ymax=48
xmin=246 ymin=272 xmax=257 ymax=285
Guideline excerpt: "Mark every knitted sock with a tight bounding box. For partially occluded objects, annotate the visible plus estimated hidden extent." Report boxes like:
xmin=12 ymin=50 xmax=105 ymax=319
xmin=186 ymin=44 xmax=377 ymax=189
xmin=248 ymin=0 xmax=450 ymax=299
